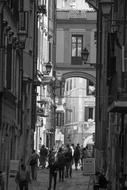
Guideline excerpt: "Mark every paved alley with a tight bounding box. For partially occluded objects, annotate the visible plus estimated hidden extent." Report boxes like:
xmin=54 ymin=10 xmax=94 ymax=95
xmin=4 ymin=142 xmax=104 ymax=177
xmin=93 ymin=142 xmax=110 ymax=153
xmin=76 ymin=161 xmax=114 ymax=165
xmin=29 ymin=168 xmax=93 ymax=190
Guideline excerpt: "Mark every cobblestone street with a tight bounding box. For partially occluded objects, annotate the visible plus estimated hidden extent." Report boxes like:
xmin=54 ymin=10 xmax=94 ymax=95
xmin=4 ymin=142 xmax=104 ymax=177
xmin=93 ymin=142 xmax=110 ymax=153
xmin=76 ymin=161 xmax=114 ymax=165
xmin=29 ymin=167 xmax=93 ymax=190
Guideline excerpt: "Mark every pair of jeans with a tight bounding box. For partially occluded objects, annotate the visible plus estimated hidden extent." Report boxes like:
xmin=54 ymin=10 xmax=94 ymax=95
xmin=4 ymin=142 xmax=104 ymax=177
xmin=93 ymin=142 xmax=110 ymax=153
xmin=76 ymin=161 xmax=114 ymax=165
xmin=19 ymin=181 xmax=28 ymax=190
xmin=48 ymin=169 xmax=57 ymax=190
xmin=31 ymin=164 xmax=37 ymax=180
xmin=65 ymin=161 xmax=72 ymax=178
xmin=59 ymin=167 xmax=64 ymax=181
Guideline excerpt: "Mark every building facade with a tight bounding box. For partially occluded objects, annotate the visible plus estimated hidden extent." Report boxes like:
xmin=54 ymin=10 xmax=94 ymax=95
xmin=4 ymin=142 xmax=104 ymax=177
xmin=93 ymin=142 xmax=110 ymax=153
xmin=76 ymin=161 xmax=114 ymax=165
xmin=64 ymin=77 xmax=95 ymax=146
xmin=0 ymin=0 xmax=39 ymax=189
xmin=86 ymin=0 xmax=127 ymax=189
xmin=55 ymin=0 xmax=96 ymax=147
xmin=35 ymin=0 xmax=56 ymax=151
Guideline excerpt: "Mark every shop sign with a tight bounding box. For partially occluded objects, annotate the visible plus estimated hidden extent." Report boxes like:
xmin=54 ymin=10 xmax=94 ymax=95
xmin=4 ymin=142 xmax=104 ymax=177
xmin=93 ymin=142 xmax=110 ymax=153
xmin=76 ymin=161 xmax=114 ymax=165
xmin=83 ymin=158 xmax=95 ymax=175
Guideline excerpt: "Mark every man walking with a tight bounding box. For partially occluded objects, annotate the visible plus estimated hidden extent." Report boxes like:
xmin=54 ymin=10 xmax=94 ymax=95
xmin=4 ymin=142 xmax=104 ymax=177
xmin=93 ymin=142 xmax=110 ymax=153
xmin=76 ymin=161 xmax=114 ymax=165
xmin=29 ymin=150 xmax=39 ymax=180
xmin=40 ymin=145 xmax=48 ymax=169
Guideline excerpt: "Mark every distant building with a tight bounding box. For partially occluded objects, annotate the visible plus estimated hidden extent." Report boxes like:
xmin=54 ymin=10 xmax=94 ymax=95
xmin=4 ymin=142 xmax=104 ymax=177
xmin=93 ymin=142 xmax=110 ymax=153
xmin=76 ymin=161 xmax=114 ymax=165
xmin=0 ymin=0 xmax=38 ymax=189
xmin=55 ymin=1 xmax=96 ymax=147
xmin=35 ymin=0 xmax=56 ymax=151
xmin=64 ymin=77 xmax=95 ymax=146
xmin=57 ymin=0 xmax=93 ymax=10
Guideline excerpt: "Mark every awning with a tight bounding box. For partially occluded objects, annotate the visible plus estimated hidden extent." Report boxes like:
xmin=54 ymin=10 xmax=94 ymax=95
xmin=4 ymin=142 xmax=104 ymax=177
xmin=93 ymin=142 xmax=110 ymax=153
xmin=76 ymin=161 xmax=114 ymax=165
xmin=108 ymin=101 xmax=127 ymax=113
xmin=85 ymin=0 xmax=98 ymax=10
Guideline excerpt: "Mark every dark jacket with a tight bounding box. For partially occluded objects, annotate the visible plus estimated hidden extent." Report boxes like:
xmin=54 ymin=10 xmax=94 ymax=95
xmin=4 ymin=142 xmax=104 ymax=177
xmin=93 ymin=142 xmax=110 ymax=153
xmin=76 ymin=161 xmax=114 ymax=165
xmin=57 ymin=151 xmax=66 ymax=169
xmin=15 ymin=169 xmax=31 ymax=183
xmin=65 ymin=148 xmax=72 ymax=163
xmin=74 ymin=147 xmax=80 ymax=161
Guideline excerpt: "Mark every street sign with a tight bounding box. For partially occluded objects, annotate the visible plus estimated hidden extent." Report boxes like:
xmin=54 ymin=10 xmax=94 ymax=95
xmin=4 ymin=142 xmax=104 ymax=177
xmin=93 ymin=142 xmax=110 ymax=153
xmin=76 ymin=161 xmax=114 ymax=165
xmin=83 ymin=158 xmax=95 ymax=175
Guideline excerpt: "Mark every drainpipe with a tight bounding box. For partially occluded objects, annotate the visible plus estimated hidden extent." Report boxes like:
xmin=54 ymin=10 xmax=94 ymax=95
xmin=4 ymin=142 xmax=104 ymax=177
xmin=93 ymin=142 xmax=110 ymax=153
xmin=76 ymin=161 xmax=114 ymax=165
xmin=0 ymin=0 xmax=6 ymax=170
xmin=31 ymin=0 xmax=38 ymax=151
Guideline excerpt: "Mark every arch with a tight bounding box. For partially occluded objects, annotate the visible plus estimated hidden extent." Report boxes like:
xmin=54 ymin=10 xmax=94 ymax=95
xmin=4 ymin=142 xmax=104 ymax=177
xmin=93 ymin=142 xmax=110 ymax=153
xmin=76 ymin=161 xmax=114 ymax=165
xmin=62 ymin=71 xmax=96 ymax=84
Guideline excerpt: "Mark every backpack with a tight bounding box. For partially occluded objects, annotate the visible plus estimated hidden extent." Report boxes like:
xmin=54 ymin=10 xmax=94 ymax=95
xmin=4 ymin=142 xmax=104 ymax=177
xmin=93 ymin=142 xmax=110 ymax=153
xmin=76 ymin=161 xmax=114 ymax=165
xmin=29 ymin=154 xmax=37 ymax=166
xmin=29 ymin=157 xmax=37 ymax=166
xmin=57 ymin=152 xmax=65 ymax=165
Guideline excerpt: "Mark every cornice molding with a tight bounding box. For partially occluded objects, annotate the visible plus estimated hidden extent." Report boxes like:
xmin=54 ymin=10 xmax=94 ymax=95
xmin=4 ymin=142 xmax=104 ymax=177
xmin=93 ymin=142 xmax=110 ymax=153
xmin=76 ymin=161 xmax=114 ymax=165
xmin=56 ymin=19 xmax=96 ymax=25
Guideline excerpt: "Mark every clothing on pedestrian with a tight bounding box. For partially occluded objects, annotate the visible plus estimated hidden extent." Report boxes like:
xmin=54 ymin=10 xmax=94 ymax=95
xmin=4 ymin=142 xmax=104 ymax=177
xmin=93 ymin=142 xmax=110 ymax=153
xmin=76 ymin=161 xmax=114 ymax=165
xmin=15 ymin=164 xmax=31 ymax=190
xmin=48 ymin=149 xmax=59 ymax=190
xmin=40 ymin=145 xmax=48 ymax=168
xmin=74 ymin=144 xmax=80 ymax=170
xmin=57 ymin=147 xmax=66 ymax=182
xmin=29 ymin=150 xmax=39 ymax=180
xmin=64 ymin=144 xmax=72 ymax=178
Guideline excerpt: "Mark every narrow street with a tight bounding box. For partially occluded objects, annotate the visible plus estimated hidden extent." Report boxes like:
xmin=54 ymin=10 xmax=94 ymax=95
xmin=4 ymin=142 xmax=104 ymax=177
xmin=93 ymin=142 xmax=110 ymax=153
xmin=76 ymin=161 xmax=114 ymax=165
xmin=29 ymin=167 xmax=93 ymax=190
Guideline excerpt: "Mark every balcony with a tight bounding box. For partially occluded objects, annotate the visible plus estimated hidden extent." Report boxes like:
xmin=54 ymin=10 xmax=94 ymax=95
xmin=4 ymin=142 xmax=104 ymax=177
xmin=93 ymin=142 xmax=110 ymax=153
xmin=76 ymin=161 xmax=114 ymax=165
xmin=108 ymin=72 xmax=127 ymax=113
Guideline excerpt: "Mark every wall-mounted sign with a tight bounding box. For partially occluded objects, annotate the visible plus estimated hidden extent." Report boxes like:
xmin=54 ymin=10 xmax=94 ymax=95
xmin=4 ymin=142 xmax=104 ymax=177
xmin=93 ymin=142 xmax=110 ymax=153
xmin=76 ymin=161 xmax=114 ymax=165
xmin=83 ymin=158 xmax=95 ymax=175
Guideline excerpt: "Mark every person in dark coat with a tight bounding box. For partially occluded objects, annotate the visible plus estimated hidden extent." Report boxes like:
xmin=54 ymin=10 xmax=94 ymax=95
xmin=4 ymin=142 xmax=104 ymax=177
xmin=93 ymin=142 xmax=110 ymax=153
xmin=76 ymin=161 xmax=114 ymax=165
xmin=48 ymin=149 xmax=58 ymax=190
xmin=57 ymin=147 xmax=66 ymax=182
xmin=40 ymin=145 xmax=48 ymax=168
xmin=64 ymin=144 xmax=73 ymax=178
xmin=29 ymin=150 xmax=39 ymax=180
xmin=74 ymin=144 xmax=80 ymax=170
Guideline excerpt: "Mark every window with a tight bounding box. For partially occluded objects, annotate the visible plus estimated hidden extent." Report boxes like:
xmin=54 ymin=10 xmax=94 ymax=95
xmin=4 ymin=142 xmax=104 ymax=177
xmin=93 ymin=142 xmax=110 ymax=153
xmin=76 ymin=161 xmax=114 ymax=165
xmin=71 ymin=35 xmax=83 ymax=65
xmin=94 ymin=31 xmax=97 ymax=41
xmin=66 ymin=81 xmax=69 ymax=91
xmin=19 ymin=0 xmax=24 ymax=11
xmin=56 ymin=112 xmax=64 ymax=126
xmin=87 ymin=80 xmax=95 ymax=96
xmin=84 ymin=107 xmax=94 ymax=121
xmin=73 ymin=78 xmax=76 ymax=88
xmin=66 ymin=110 xmax=71 ymax=124
xmin=49 ymin=42 xmax=52 ymax=61
xmin=70 ymin=79 xmax=72 ymax=90
xmin=94 ymin=31 xmax=97 ymax=44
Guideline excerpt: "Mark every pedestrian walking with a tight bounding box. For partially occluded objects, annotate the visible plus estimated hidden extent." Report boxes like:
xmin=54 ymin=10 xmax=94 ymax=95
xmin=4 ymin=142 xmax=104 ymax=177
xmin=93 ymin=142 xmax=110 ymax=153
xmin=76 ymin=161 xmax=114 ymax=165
xmin=29 ymin=150 xmax=39 ymax=180
xmin=48 ymin=149 xmax=59 ymax=190
xmin=64 ymin=144 xmax=73 ymax=178
xmin=74 ymin=143 xmax=80 ymax=170
xmin=70 ymin=144 xmax=75 ymax=164
xmin=40 ymin=145 xmax=48 ymax=169
xmin=81 ymin=147 xmax=87 ymax=171
xmin=57 ymin=147 xmax=66 ymax=182
xmin=15 ymin=163 xmax=31 ymax=190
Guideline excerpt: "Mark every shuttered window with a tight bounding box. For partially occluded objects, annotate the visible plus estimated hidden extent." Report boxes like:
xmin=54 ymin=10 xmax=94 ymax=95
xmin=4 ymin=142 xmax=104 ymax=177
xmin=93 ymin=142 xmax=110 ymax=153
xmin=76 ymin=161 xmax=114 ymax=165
xmin=84 ymin=107 xmax=94 ymax=121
